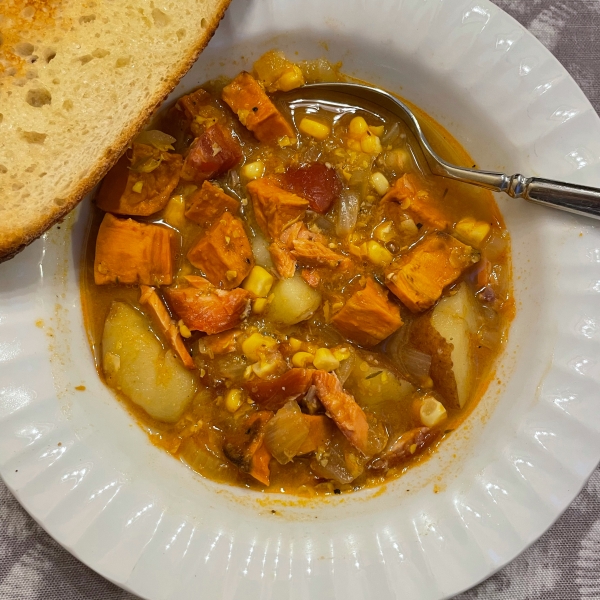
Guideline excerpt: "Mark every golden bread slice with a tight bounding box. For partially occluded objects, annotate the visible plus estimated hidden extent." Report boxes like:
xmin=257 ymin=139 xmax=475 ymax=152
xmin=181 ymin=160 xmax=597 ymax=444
xmin=0 ymin=0 xmax=232 ymax=261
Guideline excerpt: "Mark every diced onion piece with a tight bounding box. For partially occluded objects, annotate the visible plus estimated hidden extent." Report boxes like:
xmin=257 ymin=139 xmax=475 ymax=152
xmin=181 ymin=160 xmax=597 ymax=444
xmin=264 ymin=401 xmax=310 ymax=464
xmin=251 ymin=233 xmax=274 ymax=268
xmin=335 ymin=189 xmax=360 ymax=236
xmin=398 ymin=345 xmax=432 ymax=380
xmin=134 ymin=129 xmax=176 ymax=151
xmin=419 ymin=396 xmax=447 ymax=427
xmin=399 ymin=218 xmax=419 ymax=235
xmin=299 ymin=117 xmax=330 ymax=140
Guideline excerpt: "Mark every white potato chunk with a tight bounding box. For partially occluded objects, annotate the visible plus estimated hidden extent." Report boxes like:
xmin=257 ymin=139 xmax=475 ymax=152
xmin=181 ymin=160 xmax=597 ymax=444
xmin=102 ymin=301 xmax=197 ymax=422
xmin=267 ymin=275 xmax=321 ymax=325
xmin=430 ymin=283 xmax=479 ymax=407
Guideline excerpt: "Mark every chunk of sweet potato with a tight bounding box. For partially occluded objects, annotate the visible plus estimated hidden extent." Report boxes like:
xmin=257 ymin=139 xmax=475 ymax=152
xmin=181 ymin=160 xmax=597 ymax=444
xmin=139 ymin=285 xmax=194 ymax=369
xmin=94 ymin=213 xmax=173 ymax=286
xmin=269 ymin=242 xmax=296 ymax=279
xmin=96 ymin=143 xmax=182 ymax=216
xmin=313 ymin=370 xmax=369 ymax=454
xmin=383 ymin=174 xmax=450 ymax=230
xmin=247 ymin=178 xmax=308 ymax=239
xmin=223 ymin=411 xmax=273 ymax=486
xmin=332 ymin=277 xmax=403 ymax=347
xmin=187 ymin=212 xmax=254 ymax=289
xmin=185 ymin=180 xmax=240 ymax=226
xmin=164 ymin=285 xmax=251 ymax=335
xmin=385 ymin=232 xmax=480 ymax=312
xmin=246 ymin=368 xmax=314 ymax=411
xmin=199 ymin=329 xmax=242 ymax=356
xmin=177 ymin=88 xmax=213 ymax=121
xmin=222 ymin=72 xmax=295 ymax=143
xmin=282 ymin=162 xmax=342 ymax=213
xmin=180 ymin=124 xmax=242 ymax=183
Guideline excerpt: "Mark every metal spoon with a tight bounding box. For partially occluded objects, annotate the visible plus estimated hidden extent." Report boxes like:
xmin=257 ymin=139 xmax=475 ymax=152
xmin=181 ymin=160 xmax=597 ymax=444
xmin=287 ymin=82 xmax=600 ymax=220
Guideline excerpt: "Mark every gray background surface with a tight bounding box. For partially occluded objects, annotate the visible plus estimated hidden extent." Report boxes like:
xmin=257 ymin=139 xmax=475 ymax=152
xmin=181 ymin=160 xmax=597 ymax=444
xmin=2 ymin=0 xmax=600 ymax=598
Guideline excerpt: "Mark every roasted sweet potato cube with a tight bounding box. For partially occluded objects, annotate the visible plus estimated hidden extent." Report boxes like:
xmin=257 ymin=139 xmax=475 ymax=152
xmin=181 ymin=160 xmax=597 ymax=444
xmin=313 ymin=370 xmax=369 ymax=454
xmin=94 ymin=214 xmax=173 ymax=285
xmin=383 ymin=174 xmax=450 ymax=230
xmin=164 ymin=286 xmax=251 ymax=335
xmin=139 ymin=285 xmax=194 ymax=369
xmin=185 ymin=181 xmax=240 ymax=226
xmin=246 ymin=178 xmax=308 ymax=239
xmin=180 ymin=124 xmax=242 ymax=183
xmin=200 ymin=329 xmax=242 ymax=355
xmin=245 ymin=368 xmax=314 ymax=411
xmin=96 ymin=143 xmax=182 ymax=217
xmin=385 ymin=232 xmax=480 ymax=312
xmin=187 ymin=212 xmax=254 ymax=289
xmin=332 ymin=277 xmax=403 ymax=347
xmin=221 ymin=72 xmax=295 ymax=143
xmin=177 ymin=88 xmax=213 ymax=121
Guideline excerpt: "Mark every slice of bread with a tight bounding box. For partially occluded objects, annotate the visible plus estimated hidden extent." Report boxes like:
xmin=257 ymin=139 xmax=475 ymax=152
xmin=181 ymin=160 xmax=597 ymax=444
xmin=0 ymin=0 xmax=232 ymax=262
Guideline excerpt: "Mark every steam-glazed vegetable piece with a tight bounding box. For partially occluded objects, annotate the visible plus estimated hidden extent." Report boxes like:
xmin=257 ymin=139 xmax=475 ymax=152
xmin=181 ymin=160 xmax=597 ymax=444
xmin=187 ymin=212 xmax=254 ymax=289
xmin=332 ymin=277 xmax=403 ymax=347
xmin=96 ymin=143 xmax=182 ymax=217
xmin=102 ymin=302 xmax=197 ymax=422
xmin=247 ymin=178 xmax=309 ymax=239
xmin=222 ymin=72 xmax=295 ymax=143
xmin=94 ymin=214 xmax=173 ymax=286
xmin=83 ymin=50 xmax=512 ymax=496
xmin=185 ymin=181 xmax=240 ymax=225
xmin=385 ymin=232 xmax=480 ymax=312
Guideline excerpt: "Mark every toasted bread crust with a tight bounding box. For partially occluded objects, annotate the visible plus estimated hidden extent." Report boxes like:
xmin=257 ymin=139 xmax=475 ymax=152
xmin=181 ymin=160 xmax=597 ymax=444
xmin=0 ymin=0 xmax=232 ymax=263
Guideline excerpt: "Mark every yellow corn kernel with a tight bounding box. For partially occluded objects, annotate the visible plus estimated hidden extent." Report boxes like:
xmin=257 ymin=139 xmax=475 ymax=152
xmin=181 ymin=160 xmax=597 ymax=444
xmin=289 ymin=337 xmax=303 ymax=352
xmin=348 ymin=116 xmax=368 ymax=137
xmin=374 ymin=222 xmax=395 ymax=243
xmin=251 ymin=357 xmax=279 ymax=378
xmin=348 ymin=243 xmax=363 ymax=258
xmin=242 ymin=333 xmax=278 ymax=362
xmin=241 ymin=160 xmax=265 ymax=180
xmin=278 ymin=135 xmax=293 ymax=148
xmin=243 ymin=365 xmax=254 ymax=380
xmin=299 ymin=117 xmax=330 ymax=140
xmin=237 ymin=109 xmax=250 ymax=126
xmin=420 ymin=396 xmax=448 ymax=428
xmin=292 ymin=351 xmax=314 ymax=368
xmin=252 ymin=298 xmax=268 ymax=314
xmin=371 ymin=172 xmax=390 ymax=196
xmin=226 ymin=270 xmax=238 ymax=281
xmin=366 ymin=240 xmax=393 ymax=266
xmin=368 ymin=125 xmax=385 ymax=137
xmin=360 ymin=131 xmax=382 ymax=155
xmin=225 ymin=388 xmax=244 ymax=413
xmin=178 ymin=320 xmax=192 ymax=339
xmin=333 ymin=347 xmax=351 ymax=361
xmin=454 ymin=218 xmax=491 ymax=246
xmin=313 ymin=348 xmax=340 ymax=372
xmin=242 ymin=265 xmax=274 ymax=297
xmin=132 ymin=181 xmax=144 ymax=193
xmin=276 ymin=66 xmax=305 ymax=91
xmin=163 ymin=195 xmax=186 ymax=229
xmin=400 ymin=218 xmax=419 ymax=235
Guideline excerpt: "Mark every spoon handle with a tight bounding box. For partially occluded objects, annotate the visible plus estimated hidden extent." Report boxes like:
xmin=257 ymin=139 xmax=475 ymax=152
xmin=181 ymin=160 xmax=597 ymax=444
xmin=518 ymin=177 xmax=600 ymax=219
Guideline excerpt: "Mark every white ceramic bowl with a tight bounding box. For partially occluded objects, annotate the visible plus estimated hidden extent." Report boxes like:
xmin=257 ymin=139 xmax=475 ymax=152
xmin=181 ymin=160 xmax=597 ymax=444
xmin=2 ymin=0 xmax=600 ymax=598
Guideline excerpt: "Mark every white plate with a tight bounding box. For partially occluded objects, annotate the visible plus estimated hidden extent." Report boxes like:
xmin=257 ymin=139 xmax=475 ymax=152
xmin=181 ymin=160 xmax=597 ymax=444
xmin=2 ymin=0 xmax=600 ymax=598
